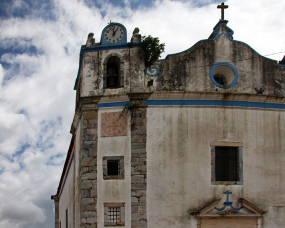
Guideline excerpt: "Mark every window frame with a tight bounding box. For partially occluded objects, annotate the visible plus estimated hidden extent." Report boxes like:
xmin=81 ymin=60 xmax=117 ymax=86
xmin=211 ymin=142 xmax=243 ymax=185
xmin=103 ymin=156 xmax=124 ymax=180
xmin=104 ymin=203 xmax=125 ymax=226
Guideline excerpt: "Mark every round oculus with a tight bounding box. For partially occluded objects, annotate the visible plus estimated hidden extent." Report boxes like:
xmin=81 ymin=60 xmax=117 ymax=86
xmin=104 ymin=24 xmax=125 ymax=43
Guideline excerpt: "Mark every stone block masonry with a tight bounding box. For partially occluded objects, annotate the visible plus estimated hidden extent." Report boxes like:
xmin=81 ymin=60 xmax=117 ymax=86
xmin=128 ymin=93 xmax=151 ymax=228
xmin=80 ymin=103 xmax=99 ymax=228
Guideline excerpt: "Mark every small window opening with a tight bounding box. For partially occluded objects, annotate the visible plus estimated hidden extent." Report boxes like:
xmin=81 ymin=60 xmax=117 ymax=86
xmin=215 ymin=147 xmax=238 ymax=181
xmin=107 ymin=56 xmax=120 ymax=88
xmin=107 ymin=160 xmax=119 ymax=176
xmin=214 ymin=74 xmax=227 ymax=86
xmin=108 ymin=207 xmax=120 ymax=223
xmin=65 ymin=209 xmax=68 ymax=228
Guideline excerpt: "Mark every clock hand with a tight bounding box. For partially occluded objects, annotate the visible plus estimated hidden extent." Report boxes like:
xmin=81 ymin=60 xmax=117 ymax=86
xmin=113 ymin=28 xmax=118 ymax=36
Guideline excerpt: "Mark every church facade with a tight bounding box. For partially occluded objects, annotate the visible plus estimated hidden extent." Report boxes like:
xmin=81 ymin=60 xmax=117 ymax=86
xmin=52 ymin=4 xmax=285 ymax=228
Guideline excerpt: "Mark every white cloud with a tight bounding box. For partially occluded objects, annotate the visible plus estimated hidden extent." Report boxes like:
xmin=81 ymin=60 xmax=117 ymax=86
xmin=0 ymin=0 xmax=284 ymax=227
xmin=0 ymin=64 xmax=4 ymax=85
xmin=1 ymin=201 xmax=46 ymax=223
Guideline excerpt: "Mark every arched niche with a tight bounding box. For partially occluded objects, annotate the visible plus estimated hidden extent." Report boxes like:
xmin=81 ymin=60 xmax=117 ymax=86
xmin=210 ymin=62 xmax=239 ymax=89
xmin=103 ymin=53 xmax=124 ymax=88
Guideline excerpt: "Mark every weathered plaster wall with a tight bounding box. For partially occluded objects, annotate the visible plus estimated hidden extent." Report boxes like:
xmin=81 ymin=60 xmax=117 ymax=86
xmin=79 ymin=34 xmax=285 ymax=100
xmin=80 ymin=47 xmax=145 ymax=98
xmin=147 ymin=106 xmax=285 ymax=228
xmin=152 ymin=36 xmax=285 ymax=96
xmin=59 ymin=157 xmax=75 ymax=228
xmin=74 ymin=122 xmax=81 ymax=228
xmin=97 ymin=107 xmax=131 ymax=227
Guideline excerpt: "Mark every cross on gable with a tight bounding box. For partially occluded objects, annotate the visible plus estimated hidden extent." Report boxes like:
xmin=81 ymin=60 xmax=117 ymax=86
xmin=217 ymin=2 xmax=228 ymax=21
xmin=214 ymin=190 xmax=243 ymax=211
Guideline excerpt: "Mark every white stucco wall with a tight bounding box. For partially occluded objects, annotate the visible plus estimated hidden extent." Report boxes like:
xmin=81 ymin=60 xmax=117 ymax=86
xmin=59 ymin=154 xmax=75 ymax=228
xmin=74 ymin=122 xmax=81 ymax=228
xmin=97 ymin=107 xmax=131 ymax=227
xmin=147 ymin=106 xmax=285 ymax=228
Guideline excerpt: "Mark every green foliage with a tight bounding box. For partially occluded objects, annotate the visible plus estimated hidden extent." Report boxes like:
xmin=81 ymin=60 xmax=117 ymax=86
xmin=138 ymin=35 xmax=165 ymax=67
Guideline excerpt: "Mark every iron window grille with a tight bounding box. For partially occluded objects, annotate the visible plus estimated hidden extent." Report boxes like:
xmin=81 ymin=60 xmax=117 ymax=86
xmin=103 ymin=156 xmax=124 ymax=180
xmin=211 ymin=142 xmax=243 ymax=185
xmin=104 ymin=203 xmax=125 ymax=226
xmin=108 ymin=207 xmax=120 ymax=223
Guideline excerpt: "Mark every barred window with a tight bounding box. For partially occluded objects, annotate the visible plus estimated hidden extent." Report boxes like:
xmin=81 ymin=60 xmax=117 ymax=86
xmin=104 ymin=203 xmax=125 ymax=226
xmin=108 ymin=207 xmax=120 ymax=223
xmin=103 ymin=156 xmax=124 ymax=180
xmin=211 ymin=142 xmax=243 ymax=185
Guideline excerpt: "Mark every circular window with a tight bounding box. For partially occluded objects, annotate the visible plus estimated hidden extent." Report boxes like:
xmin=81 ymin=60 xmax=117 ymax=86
xmin=210 ymin=62 xmax=238 ymax=88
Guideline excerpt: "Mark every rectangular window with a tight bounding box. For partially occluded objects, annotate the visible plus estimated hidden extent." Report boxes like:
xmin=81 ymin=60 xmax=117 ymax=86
xmin=211 ymin=142 xmax=243 ymax=185
xmin=104 ymin=203 xmax=125 ymax=226
xmin=215 ymin=146 xmax=238 ymax=181
xmin=107 ymin=160 xmax=119 ymax=176
xmin=108 ymin=207 xmax=120 ymax=223
xmin=103 ymin=156 xmax=124 ymax=180
xmin=65 ymin=209 xmax=68 ymax=228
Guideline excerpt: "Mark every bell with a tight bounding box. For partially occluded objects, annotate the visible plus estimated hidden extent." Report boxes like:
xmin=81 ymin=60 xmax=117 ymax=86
xmin=107 ymin=77 xmax=115 ymax=87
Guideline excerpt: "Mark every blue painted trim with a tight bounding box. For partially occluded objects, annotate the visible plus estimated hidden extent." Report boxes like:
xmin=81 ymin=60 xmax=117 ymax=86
xmin=98 ymin=101 xmax=130 ymax=108
xmin=59 ymin=152 xmax=74 ymax=198
xmin=215 ymin=191 xmax=243 ymax=211
xmin=146 ymin=100 xmax=285 ymax=110
xmin=210 ymin=62 xmax=239 ymax=88
xmin=145 ymin=66 xmax=159 ymax=76
xmin=159 ymin=24 xmax=276 ymax=64
xmin=100 ymin=22 xmax=127 ymax=46
xmin=212 ymin=24 xmax=234 ymax=38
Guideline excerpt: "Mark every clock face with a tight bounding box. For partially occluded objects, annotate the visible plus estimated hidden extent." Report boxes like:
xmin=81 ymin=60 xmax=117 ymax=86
xmin=104 ymin=24 xmax=125 ymax=43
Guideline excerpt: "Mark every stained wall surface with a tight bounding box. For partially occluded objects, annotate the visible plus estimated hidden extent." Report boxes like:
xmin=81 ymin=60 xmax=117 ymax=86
xmin=97 ymin=107 xmax=132 ymax=227
xmin=147 ymin=106 xmax=285 ymax=228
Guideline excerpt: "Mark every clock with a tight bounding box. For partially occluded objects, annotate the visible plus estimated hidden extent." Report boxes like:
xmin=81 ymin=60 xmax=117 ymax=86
xmin=103 ymin=24 xmax=125 ymax=43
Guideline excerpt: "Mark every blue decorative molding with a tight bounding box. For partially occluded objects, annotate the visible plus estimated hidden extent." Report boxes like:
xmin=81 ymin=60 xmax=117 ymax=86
xmin=98 ymin=101 xmax=130 ymax=108
xmin=215 ymin=191 xmax=243 ymax=211
xmin=159 ymin=25 xmax=277 ymax=64
xmin=145 ymin=66 xmax=159 ymax=76
xmin=146 ymin=100 xmax=285 ymax=110
xmin=212 ymin=23 xmax=234 ymax=38
xmin=210 ymin=62 xmax=239 ymax=88
xmin=59 ymin=152 xmax=74 ymax=198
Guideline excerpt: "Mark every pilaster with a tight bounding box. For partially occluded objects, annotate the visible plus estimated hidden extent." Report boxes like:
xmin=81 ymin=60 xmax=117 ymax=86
xmin=128 ymin=93 xmax=151 ymax=228
xmin=79 ymin=96 xmax=101 ymax=228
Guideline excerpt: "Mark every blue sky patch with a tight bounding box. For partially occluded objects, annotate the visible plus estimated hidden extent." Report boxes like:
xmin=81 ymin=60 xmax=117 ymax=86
xmin=0 ymin=0 xmax=56 ymax=20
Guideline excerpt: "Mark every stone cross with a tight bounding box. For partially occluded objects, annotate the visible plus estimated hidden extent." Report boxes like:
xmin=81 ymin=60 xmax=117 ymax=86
xmin=217 ymin=2 xmax=228 ymax=21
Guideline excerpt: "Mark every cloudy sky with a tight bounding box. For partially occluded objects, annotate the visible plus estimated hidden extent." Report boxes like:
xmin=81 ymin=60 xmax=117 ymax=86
xmin=0 ymin=0 xmax=284 ymax=227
